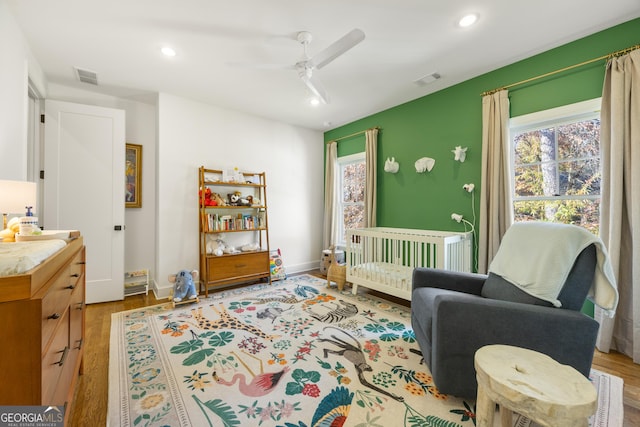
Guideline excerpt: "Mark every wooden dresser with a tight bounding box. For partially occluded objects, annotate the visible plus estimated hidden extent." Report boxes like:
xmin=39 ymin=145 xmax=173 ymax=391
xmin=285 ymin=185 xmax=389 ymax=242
xmin=0 ymin=237 xmax=85 ymax=424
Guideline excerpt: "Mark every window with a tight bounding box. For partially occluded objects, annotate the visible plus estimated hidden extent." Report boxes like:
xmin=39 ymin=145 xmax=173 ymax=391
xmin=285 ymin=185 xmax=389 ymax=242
xmin=336 ymin=152 xmax=365 ymax=246
xmin=509 ymin=99 xmax=601 ymax=234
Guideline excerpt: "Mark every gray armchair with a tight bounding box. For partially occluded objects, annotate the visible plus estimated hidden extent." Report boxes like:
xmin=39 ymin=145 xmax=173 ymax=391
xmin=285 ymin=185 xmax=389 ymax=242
xmin=411 ymin=242 xmax=599 ymax=398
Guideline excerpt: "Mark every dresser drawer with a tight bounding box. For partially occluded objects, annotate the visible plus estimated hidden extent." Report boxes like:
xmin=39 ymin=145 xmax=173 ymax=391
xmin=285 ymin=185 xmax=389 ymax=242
xmin=41 ymin=309 xmax=70 ymax=406
xmin=69 ymin=248 xmax=85 ymax=284
xmin=207 ymin=251 xmax=269 ymax=281
xmin=40 ymin=266 xmax=74 ymax=350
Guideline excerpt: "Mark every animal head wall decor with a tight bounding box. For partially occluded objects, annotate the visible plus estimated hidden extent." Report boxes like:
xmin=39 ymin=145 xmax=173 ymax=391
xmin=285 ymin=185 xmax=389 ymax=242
xmin=452 ymin=146 xmax=467 ymax=162
xmin=414 ymin=157 xmax=435 ymax=173
xmin=384 ymin=157 xmax=400 ymax=173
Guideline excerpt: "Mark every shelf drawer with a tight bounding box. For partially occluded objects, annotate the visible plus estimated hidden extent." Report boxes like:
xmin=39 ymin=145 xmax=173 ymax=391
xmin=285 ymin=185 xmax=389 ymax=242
xmin=207 ymin=251 xmax=269 ymax=281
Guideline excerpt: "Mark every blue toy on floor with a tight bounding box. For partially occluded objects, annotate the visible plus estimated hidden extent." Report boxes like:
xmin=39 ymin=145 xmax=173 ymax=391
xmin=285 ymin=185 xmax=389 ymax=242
xmin=168 ymin=269 xmax=199 ymax=303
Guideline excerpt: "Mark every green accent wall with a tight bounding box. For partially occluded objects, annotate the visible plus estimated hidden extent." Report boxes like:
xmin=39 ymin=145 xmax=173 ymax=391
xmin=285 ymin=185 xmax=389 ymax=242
xmin=325 ymin=17 xmax=639 ymax=243
xmin=325 ymin=18 xmax=639 ymax=316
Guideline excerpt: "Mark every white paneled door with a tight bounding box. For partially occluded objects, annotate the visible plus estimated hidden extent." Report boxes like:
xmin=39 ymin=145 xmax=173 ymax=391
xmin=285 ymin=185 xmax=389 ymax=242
xmin=44 ymin=100 xmax=125 ymax=303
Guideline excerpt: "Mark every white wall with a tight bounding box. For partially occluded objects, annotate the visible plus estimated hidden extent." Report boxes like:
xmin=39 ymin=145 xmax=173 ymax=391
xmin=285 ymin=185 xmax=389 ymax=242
xmin=2 ymin=4 xmax=324 ymax=297
xmin=157 ymin=93 xmax=324 ymax=295
xmin=0 ymin=1 xmax=44 ymax=180
xmin=45 ymin=83 xmax=157 ymax=285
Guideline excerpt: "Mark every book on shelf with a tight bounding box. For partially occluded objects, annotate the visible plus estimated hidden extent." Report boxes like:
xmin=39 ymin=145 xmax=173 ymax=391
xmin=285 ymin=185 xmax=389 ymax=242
xmin=203 ymin=212 xmax=264 ymax=232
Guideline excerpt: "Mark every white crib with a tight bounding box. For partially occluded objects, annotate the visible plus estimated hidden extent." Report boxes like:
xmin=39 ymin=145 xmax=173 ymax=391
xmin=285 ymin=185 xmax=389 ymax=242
xmin=346 ymin=227 xmax=473 ymax=300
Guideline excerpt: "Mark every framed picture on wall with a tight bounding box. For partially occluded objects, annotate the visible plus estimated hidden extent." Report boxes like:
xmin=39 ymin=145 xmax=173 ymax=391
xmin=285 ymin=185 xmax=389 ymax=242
xmin=125 ymin=143 xmax=142 ymax=208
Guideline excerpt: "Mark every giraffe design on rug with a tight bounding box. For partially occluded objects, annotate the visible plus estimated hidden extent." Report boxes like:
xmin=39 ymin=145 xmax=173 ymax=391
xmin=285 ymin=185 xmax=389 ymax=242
xmin=189 ymin=303 xmax=281 ymax=341
xmin=245 ymin=295 xmax=305 ymax=305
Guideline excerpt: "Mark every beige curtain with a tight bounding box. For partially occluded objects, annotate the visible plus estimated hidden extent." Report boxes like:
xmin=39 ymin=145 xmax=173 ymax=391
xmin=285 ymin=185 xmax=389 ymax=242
xmin=597 ymin=49 xmax=640 ymax=363
xmin=478 ymin=90 xmax=513 ymax=273
xmin=364 ymin=128 xmax=378 ymax=227
xmin=322 ymin=141 xmax=338 ymax=249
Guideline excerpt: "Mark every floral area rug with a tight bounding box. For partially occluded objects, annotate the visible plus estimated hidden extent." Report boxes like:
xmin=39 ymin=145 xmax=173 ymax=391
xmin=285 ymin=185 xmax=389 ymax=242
xmin=108 ymin=274 xmax=622 ymax=427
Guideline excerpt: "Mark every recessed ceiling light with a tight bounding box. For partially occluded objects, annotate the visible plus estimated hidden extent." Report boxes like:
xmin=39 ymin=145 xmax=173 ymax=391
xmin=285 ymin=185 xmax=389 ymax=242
xmin=458 ymin=14 xmax=478 ymax=28
xmin=161 ymin=46 xmax=176 ymax=57
xmin=310 ymin=98 xmax=320 ymax=106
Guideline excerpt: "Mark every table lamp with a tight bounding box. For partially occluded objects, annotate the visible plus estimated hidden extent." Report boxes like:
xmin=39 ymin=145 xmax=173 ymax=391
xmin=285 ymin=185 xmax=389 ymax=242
xmin=0 ymin=180 xmax=37 ymax=229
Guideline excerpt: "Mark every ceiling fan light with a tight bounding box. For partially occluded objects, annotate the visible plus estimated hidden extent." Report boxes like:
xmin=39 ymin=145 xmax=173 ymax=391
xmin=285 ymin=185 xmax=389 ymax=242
xmin=458 ymin=14 xmax=478 ymax=28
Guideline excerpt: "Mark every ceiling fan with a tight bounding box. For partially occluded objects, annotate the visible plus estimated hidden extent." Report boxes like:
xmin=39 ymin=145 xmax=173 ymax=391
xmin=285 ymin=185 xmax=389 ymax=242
xmin=291 ymin=29 xmax=365 ymax=104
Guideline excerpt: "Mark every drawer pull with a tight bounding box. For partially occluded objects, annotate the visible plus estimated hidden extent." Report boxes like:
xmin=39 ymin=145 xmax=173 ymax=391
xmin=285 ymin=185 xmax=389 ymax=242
xmin=77 ymin=261 xmax=86 ymax=265
xmin=48 ymin=313 xmax=61 ymax=320
xmin=66 ymin=284 xmax=76 ymax=290
xmin=74 ymin=339 xmax=83 ymax=350
xmin=54 ymin=346 xmax=69 ymax=367
xmin=236 ymin=264 xmax=248 ymax=268
xmin=71 ymin=273 xmax=80 ymax=278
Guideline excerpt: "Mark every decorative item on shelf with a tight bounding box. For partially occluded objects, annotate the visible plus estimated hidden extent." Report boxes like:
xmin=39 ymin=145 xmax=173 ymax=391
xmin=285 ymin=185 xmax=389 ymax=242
xmin=415 ymin=156 xmax=435 ymax=173
xmin=246 ymin=195 xmax=261 ymax=206
xmin=227 ymin=191 xmax=251 ymax=206
xmin=452 ymin=146 xmax=467 ymax=162
xmin=223 ymin=167 xmax=244 ymax=183
xmin=384 ymin=157 xmax=400 ymax=173
xmin=241 ymin=242 xmax=260 ymax=252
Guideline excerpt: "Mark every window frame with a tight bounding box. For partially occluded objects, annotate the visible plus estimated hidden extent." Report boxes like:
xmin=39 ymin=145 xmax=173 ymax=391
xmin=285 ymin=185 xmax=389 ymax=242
xmin=509 ymin=98 xmax=602 ymax=225
xmin=336 ymin=152 xmax=366 ymax=247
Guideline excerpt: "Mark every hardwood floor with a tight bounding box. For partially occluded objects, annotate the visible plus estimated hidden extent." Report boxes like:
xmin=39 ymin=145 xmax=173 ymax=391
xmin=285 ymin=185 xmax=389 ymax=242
xmin=69 ymin=276 xmax=640 ymax=426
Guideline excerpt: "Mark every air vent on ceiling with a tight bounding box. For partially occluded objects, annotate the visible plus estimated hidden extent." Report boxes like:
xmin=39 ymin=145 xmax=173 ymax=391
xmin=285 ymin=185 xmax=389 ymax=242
xmin=413 ymin=72 xmax=441 ymax=87
xmin=74 ymin=67 xmax=98 ymax=85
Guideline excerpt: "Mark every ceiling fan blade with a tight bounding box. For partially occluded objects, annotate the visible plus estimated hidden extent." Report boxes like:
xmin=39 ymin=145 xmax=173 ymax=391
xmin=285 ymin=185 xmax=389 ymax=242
xmin=227 ymin=61 xmax=294 ymax=70
xmin=309 ymin=28 xmax=365 ymax=70
xmin=300 ymin=72 xmax=329 ymax=104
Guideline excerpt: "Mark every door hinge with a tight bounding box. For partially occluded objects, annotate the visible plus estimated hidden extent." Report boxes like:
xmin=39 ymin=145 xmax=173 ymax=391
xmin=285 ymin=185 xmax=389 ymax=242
xmin=40 ymin=114 xmax=45 ymax=123
xmin=40 ymin=170 xmax=45 ymax=179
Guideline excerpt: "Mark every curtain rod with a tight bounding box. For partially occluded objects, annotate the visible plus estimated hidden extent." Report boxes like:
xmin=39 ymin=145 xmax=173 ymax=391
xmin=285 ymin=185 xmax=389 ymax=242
xmin=325 ymin=126 xmax=380 ymax=144
xmin=481 ymin=43 xmax=640 ymax=97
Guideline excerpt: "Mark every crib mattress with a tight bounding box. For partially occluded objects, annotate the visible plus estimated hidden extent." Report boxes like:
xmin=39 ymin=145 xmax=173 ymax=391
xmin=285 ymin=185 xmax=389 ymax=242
xmin=0 ymin=240 xmax=67 ymax=276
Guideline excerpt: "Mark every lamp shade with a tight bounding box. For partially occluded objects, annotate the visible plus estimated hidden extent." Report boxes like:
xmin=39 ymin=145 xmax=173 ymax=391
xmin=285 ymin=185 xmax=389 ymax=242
xmin=0 ymin=180 xmax=37 ymax=215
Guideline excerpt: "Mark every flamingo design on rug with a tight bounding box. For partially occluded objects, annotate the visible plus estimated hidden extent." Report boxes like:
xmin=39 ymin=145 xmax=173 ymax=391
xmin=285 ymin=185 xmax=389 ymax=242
xmin=213 ymin=350 xmax=289 ymax=397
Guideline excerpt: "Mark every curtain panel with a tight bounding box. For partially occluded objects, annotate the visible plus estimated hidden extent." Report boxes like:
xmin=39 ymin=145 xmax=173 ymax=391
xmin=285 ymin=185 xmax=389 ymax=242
xmin=478 ymin=90 xmax=513 ymax=274
xmin=597 ymin=49 xmax=640 ymax=363
xmin=322 ymin=141 xmax=338 ymax=249
xmin=364 ymin=128 xmax=378 ymax=227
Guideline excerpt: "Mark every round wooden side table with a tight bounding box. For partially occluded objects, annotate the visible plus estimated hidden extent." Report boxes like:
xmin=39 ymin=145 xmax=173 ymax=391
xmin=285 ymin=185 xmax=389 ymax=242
xmin=474 ymin=344 xmax=597 ymax=427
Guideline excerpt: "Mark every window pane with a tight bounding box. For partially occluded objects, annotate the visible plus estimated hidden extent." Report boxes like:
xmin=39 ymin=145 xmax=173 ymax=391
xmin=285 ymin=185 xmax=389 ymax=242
xmin=557 ymin=119 xmax=600 ymax=160
xmin=513 ymin=127 xmax=555 ymax=165
xmin=344 ymin=204 xmax=364 ymax=230
xmin=342 ymin=162 xmax=365 ymax=203
xmin=514 ymin=164 xmax=544 ymax=196
xmin=558 ymin=159 xmax=600 ymax=196
xmin=514 ymin=199 xmax=600 ymax=234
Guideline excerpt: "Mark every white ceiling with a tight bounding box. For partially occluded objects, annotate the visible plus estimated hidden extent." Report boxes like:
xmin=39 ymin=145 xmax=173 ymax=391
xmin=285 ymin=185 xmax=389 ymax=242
xmin=7 ymin=0 xmax=640 ymax=131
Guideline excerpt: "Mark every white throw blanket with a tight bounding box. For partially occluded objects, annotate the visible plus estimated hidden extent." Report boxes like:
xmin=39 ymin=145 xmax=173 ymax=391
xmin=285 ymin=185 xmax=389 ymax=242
xmin=489 ymin=222 xmax=618 ymax=316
